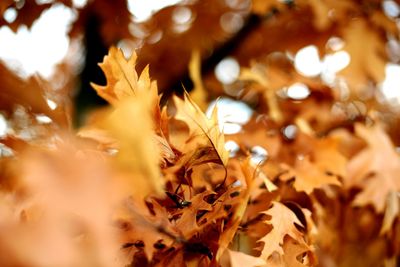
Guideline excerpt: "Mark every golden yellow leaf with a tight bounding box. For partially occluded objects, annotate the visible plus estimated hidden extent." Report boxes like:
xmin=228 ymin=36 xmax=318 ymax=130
xmin=173 ymin=92 xmax=229 ymax=166
xmin=91 ymin=46 xmax=158 ymax=106
xmin=102 ymin=96 xmax=164 ymax=197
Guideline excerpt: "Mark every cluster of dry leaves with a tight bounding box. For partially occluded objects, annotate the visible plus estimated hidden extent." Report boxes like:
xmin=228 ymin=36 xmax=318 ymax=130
xmin=0 ymin=46 xmax=398 ymax=266
xmin=1 ymin=0 xmax=400 ymax=267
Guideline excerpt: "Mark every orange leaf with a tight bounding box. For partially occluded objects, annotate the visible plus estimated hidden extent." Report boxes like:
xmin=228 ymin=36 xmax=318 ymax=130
xmin=174 ymin=191 xmax=213 ymax=238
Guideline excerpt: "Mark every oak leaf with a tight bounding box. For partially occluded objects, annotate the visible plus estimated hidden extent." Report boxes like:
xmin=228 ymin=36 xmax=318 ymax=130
xmin=102 ymin=97 xmax=164 ymax=197
xmin=216 ymin=159 xmax=259 ymax=260
xmin=258 ymin=202 xmax=305 ymax=260
xmin=267 ymin=236 xmax=315 ymax=267
xmin=280 ymin=156 xmax=341 ymax=194
xmin=346 ymin=124 xmax=400 ymax=213
xmin=173 ymin=92 xmax=229 ymax=166
xmin=90 ymin=47 xmax=172 ymax=161
xmin=123 ymin=199 xmax=179 ymax=260
xmin=174 ymin=191 xmax=213 ymax=238
xmin=91 ymin=46 xmax=158 ymax=107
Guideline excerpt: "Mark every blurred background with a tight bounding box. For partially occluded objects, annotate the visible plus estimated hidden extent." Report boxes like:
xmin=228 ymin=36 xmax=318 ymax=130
xmin=0 ymin=0 xmax=400 ymax=142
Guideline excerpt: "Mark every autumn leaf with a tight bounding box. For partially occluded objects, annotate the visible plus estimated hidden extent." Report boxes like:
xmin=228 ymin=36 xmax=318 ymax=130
xmin=91 ymin=46 xmax=158 ymax=107
xmin=83 ymin=46 xmax=173 ymax=169
xmin=90 ymin=46 xmax=171 ymax=159
xmin=216 ymin=159 xmax=259 ymax=260
xmin=153 ymin=134 xmax=176 ymax=166
xmin=280 ymin=156 xmax=341 ymax=194
xmin=173 ymin=92 xmax=229 ymax=166
xmin=346 ymin=124 xmax=400 ymax=213
xmin=174 ymin=191 xmax=213 ymax=238
xmin=339 ymin=20 xmax=387 ymax=94
xmin=102 ymin=96 xmax=164 ymax=197
xmin=258 ymin=202 xmax=306 ymax=260
xmin=267 ymin=236 xmax=315 ymax=267
xmin=123 ymin=199 xmax=179 ymax=260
